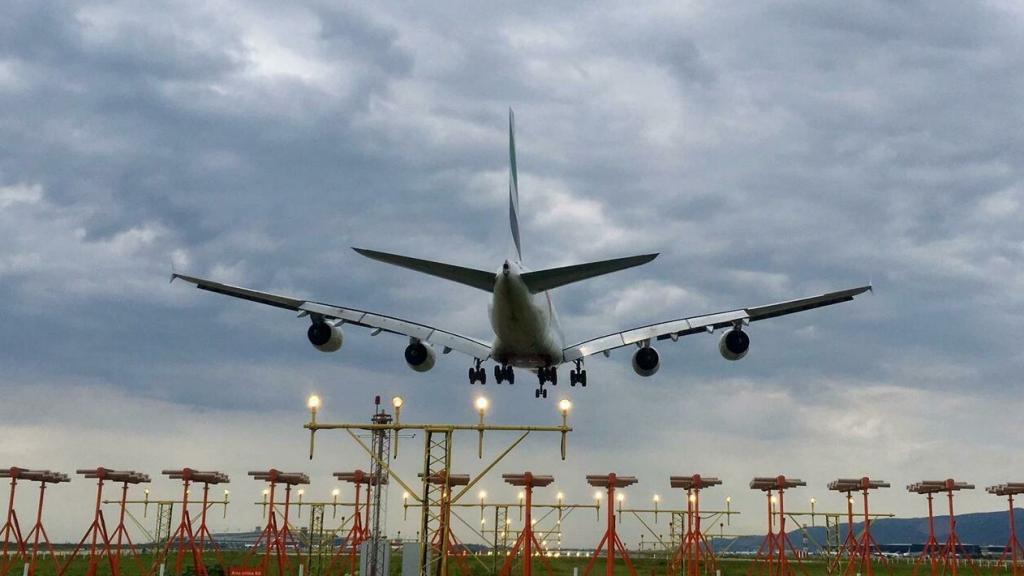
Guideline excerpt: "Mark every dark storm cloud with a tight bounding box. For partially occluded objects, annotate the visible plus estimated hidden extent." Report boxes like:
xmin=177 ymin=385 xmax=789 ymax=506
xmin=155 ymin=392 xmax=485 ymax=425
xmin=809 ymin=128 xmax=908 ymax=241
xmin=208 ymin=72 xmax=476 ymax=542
xmin=1 ymin=0 xmax=1024 ymax=541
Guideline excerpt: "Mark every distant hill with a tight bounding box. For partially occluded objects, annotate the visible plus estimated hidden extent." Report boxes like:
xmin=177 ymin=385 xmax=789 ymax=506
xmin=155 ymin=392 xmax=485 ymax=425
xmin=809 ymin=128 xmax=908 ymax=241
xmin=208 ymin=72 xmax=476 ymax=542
xmin=715 ymin=509 xmax=1023 ymax=552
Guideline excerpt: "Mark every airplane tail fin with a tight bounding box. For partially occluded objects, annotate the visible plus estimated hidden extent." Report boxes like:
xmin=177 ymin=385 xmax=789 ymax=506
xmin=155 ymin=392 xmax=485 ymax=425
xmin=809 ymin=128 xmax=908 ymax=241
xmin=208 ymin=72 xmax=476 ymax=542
xmin=353 ymin=247 xmax=495 ymax=292
xmin=508 ymin=108 xmax=522 ymax=263
xmin=520 ymin=253 xmax=659 ymax=293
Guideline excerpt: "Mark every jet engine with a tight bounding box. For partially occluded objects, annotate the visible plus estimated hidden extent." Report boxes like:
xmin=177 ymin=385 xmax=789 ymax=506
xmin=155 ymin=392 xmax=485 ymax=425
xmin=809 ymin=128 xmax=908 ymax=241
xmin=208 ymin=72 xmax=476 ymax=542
xmin=632 ymin=346 xmax=660 ymax=377
xmin=307 ymin=321 xmax=343 ymax=352
xmin=718 ymin=328 xmax=750 ymax=361
xmin=405 ymin=341 xmax=436 ymax=372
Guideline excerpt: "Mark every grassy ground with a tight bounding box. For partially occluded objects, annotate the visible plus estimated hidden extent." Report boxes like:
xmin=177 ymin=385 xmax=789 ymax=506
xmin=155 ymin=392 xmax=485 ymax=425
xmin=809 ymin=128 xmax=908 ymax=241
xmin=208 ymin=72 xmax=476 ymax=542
xmin=5 ymin=550 xmax=1000 ymax=576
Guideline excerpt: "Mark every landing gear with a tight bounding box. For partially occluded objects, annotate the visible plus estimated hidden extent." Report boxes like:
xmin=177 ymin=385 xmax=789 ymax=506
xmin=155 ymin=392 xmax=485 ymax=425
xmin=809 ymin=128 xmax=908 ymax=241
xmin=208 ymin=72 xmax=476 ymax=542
xmin=493 ymin=364 xmax=514 ymax=384
xmin=468 ymin=360 xmax=486 ymax=385
xmin=534 ymin=366 xmax=556 ymax=398
xmin=569 ymin=360 xmax=587 ymax=387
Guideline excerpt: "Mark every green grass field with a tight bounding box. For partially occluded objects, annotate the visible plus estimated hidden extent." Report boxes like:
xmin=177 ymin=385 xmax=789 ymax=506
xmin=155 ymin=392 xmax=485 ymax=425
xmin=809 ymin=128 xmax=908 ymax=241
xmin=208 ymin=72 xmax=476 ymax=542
xmin=5 ymin=550 xmax=997 ymax=576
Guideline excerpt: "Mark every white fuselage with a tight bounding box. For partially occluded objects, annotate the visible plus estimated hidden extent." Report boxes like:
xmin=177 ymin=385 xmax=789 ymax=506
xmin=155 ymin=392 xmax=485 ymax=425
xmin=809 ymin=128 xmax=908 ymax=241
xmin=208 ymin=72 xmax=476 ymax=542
xmin=488 ymin=260 xmax=565 ymax=368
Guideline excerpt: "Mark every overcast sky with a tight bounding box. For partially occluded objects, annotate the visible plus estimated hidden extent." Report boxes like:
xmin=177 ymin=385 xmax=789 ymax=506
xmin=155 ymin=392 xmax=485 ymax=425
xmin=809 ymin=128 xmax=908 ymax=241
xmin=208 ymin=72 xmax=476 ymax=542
xmin=2 ymin=0 xmax=1024 ymax=548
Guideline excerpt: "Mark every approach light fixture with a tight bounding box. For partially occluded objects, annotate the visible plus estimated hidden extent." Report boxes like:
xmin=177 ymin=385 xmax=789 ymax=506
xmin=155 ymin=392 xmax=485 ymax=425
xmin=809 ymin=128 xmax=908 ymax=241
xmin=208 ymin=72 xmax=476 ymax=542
xmin=307 ymin=394 xmax=321 ymax=410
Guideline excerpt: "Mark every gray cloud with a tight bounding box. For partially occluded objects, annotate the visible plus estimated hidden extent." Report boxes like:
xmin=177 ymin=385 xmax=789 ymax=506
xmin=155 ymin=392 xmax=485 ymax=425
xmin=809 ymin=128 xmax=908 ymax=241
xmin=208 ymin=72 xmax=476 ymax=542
xmin=1 ymin=0 xmax=1023 ymax=546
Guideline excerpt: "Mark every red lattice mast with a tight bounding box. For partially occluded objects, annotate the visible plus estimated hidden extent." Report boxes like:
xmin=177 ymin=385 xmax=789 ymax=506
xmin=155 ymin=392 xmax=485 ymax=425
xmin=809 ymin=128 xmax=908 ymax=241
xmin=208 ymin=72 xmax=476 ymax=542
xmin=908 ymin=479 xmax=978 ymax=576
xmin=499 ymin=472 xmax=555 ymax=576
xmin=986 ymin=483 xmax=1024 ymax=576
xmin=328 ymin=470 xmax=386 ymax=576
xmin=668 ymin=475 xmax=722 ymax=576
xmin=1 ymin=468 xmax=30 ymax=572
xmin=60 ymin=468 xmax=150 ymax=576
xmin=746 ymin=476 xmax=808 ymax=576
xmin=158 ymin=469 xmax=229 ymax=576
xmin=0 ymin=468 xmax=69 ymax=576
xmin=248 ymin=470 xmax=309 ymax=576
xmin=828 ymin=477 xmax=890 ymax=576
xmin=583 ymin=473 xmax=638 ymax=576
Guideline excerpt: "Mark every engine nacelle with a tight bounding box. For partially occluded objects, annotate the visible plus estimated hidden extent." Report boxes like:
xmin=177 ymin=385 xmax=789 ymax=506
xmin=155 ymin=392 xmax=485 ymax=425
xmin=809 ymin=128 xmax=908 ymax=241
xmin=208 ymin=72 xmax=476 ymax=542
xmin=307 ymin=321 xmax=344 ymax=353
xmin=632 ymin=346 xmax=660 ymax=377
xmin=718 ymin=328 xmax=750 ymax=361
xmin=404 ymin=341 xmax=436 ymax=372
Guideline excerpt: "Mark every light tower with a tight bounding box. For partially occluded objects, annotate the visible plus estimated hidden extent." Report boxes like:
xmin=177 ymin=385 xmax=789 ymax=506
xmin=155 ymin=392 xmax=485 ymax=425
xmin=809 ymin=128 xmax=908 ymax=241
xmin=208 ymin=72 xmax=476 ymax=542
xmin=248 ymin=469 xmax=310 ymax=576
xmin=368 ymin=396 xmax=393 ymax=576
xmin=583 ymin=473 xmax=638 ymax=576
xmin=500 ymin=472 xmax=555 ymax=576
xmin=668 ymin=474 xmax=722 ymax=576
xmin=0 ymin=468 xmax=69 ymax=576
xmin=746 ymin=476 xmax=809 ymax=576
xmin=827 ymin=477 xmax=890 ymax=576
xmin=987 ymin=483 xmax=1024 ymax=576
xmin=908 ymin=479 xmax=977 ymax=576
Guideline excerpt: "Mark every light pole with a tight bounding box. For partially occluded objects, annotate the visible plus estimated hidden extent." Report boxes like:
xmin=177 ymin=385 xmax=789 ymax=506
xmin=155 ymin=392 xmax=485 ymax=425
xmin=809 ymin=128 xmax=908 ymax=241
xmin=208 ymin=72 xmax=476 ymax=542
xmin=558 ymin=399 xmax=572 ymax=456
xmin=307 ymin=394 xmax=321 ymax=459
xmin=392 ymin=396 xmax=404 ymax=457
xmin=475 ymin=396 xmax=489 ymax=458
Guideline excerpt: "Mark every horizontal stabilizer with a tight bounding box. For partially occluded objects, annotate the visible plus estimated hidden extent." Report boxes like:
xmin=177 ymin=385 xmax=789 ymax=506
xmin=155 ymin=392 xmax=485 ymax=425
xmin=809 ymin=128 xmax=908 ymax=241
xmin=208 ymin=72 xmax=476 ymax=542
xmin=353 ymin=247 xmax=496 ymax=292
xmin=520 ymin=253 xmax=658 ymax=293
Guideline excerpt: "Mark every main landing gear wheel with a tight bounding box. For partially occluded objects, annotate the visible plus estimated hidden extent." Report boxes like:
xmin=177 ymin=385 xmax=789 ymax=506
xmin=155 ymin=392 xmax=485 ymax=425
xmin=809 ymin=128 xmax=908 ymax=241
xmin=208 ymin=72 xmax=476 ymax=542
xmin=493 ymin=364 xmax=514 ymax=384
xmin=468 ymin=366 xmax=486 ymax=385
xmin=569 ymin=369 xmax=587 ymax=387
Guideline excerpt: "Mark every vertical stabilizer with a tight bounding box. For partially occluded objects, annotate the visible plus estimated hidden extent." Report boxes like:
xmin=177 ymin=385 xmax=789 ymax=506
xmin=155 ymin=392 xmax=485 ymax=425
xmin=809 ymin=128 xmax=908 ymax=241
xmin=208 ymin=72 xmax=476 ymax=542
xmin=508 ymin=108 xmax=522 ymax=262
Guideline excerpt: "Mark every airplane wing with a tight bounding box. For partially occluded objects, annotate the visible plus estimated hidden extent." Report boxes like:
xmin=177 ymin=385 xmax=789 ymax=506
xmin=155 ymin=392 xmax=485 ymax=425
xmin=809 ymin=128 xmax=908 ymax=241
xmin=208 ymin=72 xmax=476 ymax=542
xmin=562 ymin=285 xmax=871 ymax=361
xmin=171 ymin=273 xmax=493 ymax=360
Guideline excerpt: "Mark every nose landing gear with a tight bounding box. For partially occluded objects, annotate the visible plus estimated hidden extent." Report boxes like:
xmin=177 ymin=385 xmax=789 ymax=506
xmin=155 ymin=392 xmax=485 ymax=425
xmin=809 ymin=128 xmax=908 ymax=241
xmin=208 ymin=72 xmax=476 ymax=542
xmin=534 ymin=366 xmax=557 ymax=398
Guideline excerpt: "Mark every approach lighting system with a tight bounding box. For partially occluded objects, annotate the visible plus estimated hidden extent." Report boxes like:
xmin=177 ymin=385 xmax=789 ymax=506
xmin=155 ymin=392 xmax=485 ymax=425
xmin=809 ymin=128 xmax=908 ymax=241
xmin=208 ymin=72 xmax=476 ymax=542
xmin=392 ymin=396 xmax=404 ymax=409
xmin=307 ymin=394 xmax=321 ymax=410
xmin=475 ymin=396 xmax=489 ymax=412
xmin=558 ymin=398 xmax=572 ymax=414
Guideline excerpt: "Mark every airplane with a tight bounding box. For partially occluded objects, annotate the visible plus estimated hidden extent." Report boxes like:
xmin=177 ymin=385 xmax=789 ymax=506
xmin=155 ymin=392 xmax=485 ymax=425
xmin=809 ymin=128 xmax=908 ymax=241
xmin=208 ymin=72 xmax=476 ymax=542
xmin=172 ymin=110 xmax=871 ymax=398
